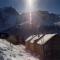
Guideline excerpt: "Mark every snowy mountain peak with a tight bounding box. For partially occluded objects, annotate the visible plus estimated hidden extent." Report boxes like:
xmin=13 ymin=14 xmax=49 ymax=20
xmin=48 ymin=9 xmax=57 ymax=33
xmin=3 ymin=7 xmax=19 ymax=15
xmin=0 ymin=7 xmax=20 ymax=33
xmin=0 ymin=7 xmax=18 ymax=15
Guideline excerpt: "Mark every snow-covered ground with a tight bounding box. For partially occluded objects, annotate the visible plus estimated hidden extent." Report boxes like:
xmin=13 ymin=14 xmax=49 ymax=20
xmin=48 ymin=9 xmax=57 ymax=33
xmin=0 ymin=39 xmax=39 ymax=60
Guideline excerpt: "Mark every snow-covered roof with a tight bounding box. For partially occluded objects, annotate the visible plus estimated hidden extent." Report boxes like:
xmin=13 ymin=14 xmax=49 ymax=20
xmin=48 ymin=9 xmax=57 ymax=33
xmin=37 ymin=34 xmax=56 ymax=45
xmin=30 ymin=34 xmax=43 ymax=43
xmin=25 ymin=35 xmax=36 ymax=42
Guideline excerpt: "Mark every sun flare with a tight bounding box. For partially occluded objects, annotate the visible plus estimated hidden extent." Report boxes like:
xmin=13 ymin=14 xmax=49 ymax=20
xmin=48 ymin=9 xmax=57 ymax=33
xmin=26 ymin=0 xmax=34 ymax=11
xmin=30 ymin=12 xmax=32 ymax=24
xmin=25 ymin=0 xmax=36 ymax=24
xmin=28 ymin=0 xmax=33 ymax=8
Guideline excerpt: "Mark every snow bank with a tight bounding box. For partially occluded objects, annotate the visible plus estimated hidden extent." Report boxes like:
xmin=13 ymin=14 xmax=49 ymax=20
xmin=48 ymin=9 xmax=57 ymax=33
xmin=0 ymin=39 xmax=39 ymax=60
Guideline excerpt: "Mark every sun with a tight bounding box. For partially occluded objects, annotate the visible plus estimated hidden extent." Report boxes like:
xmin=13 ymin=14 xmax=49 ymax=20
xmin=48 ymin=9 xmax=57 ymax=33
xmin=28 ymin=0 xmax=32 ymax=7
xmin=26 ymin=0 xmax=34 ymax=11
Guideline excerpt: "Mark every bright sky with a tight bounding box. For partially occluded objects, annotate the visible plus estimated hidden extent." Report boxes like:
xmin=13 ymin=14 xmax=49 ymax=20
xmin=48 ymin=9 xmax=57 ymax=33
xmin=0 ymin=0 xmax=60 ymax=14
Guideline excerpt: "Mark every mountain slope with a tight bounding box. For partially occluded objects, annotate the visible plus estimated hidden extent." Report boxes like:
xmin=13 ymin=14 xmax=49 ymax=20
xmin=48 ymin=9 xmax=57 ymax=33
xmin=0 ymin=7 xmax=21 ymax=33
